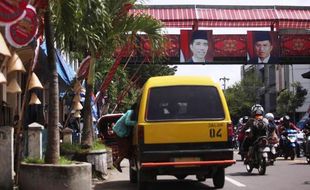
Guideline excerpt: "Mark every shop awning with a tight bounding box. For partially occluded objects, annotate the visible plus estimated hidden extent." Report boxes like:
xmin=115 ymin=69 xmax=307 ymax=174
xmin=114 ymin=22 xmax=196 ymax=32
xmin=55 ymin=49 xmax=76 ymax=85
xmin=38 ymin=42 xmax=76 ymax=94
xmin=130 ymin=5 xmax=310 ymax=29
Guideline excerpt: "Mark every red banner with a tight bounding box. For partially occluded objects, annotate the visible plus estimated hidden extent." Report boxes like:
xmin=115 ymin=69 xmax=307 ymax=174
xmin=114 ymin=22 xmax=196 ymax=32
xmin=213 ymin=35 xmax=246 ymax=57
xmin=77 ymin=56 xmax=91 ymax=80
xmin=0 ymin=0 xmax=27 ymax=25
xmin=281 ymin=35 xmax=310 ymax=56
xmin=163 ymin=35 xmax=179 ymax=57
xmin=5 ymin=5 xmax=38 ymax=48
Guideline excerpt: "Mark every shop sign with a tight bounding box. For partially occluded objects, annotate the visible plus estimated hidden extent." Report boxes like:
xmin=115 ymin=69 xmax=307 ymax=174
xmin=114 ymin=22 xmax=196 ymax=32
xmin=5 ymin=5 xmax=38 ymax=48
xmin=0 ymin=0 xmax=28 ymax=26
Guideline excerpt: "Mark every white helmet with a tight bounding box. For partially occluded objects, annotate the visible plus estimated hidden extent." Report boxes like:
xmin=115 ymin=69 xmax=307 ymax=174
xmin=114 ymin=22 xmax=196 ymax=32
xmin=265 ymin=113 xmax=274 ymax=121
xmin=263 ymin=118 xmax=269 ymax=125
xmin=251 ymin=104 xmax=264 ymax=116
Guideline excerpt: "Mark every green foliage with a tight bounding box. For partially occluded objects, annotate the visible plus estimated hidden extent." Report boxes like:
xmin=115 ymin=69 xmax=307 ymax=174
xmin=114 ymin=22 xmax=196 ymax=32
xmin=94 ymin=60 xmax=176 ymax=113
xmin=23 ymin=157 xmax=45 ymax=164
xmin=92 ymin=139 xmax=106 ymax=150
xmin=276 ymin=82 xmax=308 ymax=115
xmin=59 ymin=156 xmax=73 ymax=164
xmin=60 ymin=140 xmax=106 ymax=154
xmin=23 ymin=156 xmax=72 ymax=165
xmin=51 ymin=0 xmax=171 ymax=147
xmin=127 ymin=64 xmax=177 ymax=87
xmin=224 ymin=70 xmax=263 ymax=122
xmin=61 ymin=143 xmax=85 ymax=154
xmin=52 ymin=0 xmax=108 ymax=53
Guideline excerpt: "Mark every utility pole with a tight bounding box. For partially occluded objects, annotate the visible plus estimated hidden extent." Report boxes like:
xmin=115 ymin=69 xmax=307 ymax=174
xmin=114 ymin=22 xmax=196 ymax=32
xmin=219 ymin=77 xmax=230 ymax=90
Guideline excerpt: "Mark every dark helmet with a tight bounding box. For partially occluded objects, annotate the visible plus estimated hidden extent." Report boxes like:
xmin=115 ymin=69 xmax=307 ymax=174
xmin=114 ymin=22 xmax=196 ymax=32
xmin=242 ymin=116 xmax=249 ymax=124
xmin=305 ymin=118 xmax=310 ymax=128
xmin=251 ymin=104 xmax=264 ymax=116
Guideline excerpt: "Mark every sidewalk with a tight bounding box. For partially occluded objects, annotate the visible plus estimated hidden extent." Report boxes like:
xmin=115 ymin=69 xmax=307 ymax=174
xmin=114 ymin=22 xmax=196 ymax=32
xmin=92 ymin=160 xmax=132 ymax=189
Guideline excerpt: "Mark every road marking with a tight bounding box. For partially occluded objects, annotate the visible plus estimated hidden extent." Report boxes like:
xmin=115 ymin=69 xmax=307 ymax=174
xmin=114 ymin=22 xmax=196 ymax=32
xmin=225 ymin=176 xmax=246 ymax=187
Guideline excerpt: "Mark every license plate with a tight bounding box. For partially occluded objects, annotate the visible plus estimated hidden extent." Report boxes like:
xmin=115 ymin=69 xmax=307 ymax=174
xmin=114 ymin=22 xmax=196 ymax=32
xmin=173 ymin=157 xmax=201 ymax=167
xmin=174 ymin=157 xmax=201 ymax=162
xmin=207 ymin=123 xmax=227 ymax=142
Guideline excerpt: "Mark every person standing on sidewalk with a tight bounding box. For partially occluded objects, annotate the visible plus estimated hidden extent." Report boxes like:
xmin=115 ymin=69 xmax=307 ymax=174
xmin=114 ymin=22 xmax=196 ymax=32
xmin=112 ymin=104 xmax=137 ymax=172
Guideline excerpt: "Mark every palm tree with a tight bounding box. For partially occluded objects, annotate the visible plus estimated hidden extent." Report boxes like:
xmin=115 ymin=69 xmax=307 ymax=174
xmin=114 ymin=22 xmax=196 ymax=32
xmin=44 ymin=2 xmax=60 ymax=164
xmin=52 ymin=0 xmax=108 ymax=148
xmin=52 ymin=0 xmax=165 ymax=148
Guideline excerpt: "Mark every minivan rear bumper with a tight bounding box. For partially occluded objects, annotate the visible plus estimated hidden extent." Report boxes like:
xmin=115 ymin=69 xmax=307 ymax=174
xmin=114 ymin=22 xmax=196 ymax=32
xmin=134 ymin=148 xmax=235 ymax=177
xmin=141 ymin=160 xmax=235 ymax=168
xmin=138 ymin=144 xmax=234 ymax=159
xmin=136 ymin=145 xmax=235 ymax=169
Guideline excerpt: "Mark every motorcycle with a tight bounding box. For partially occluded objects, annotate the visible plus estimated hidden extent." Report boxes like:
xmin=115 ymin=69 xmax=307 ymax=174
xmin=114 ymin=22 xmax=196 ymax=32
xmin=267 ymin=137 xmax=279 ymax=165
xmin=303 ymin=129 xmax=310 ymax=164
xmin=245 ymin=136 xmax=270 ymax=175
xmin=238 ymin=127 xmax=249 ymax=161
xmin=296 ymin=131 xmax=305 ymax=157
xmin=232 ymin=131 xmax=239 ymax=150
xmin=280 ymin=129 xmax=298 ymax=160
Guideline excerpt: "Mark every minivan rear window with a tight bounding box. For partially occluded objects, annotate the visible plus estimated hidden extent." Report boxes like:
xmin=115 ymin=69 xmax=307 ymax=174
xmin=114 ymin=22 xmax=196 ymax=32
xmin=146 ymin=86 xmax=225 ymax=121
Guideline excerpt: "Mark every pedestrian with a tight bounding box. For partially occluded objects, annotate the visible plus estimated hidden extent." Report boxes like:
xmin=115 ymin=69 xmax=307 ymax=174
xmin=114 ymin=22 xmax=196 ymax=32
xmin=112 ymin=103 xmax=137 ymax=172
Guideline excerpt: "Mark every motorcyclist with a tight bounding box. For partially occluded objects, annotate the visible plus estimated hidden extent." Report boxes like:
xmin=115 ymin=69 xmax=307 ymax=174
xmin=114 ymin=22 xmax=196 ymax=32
xmin=303 ymin=119 xmax=310 ymax=158
xmin=303 ymin=118 xmax=310 ymax=136
xmin=237 ymin=116 xmax=249 ymax=156
xmin=278 ymin=115 xmax=300 ymax=134
xmin=265 ymin=113 xmax=279 ymax=163
xmin=243 ymin=104 xmax=268 ymax=163
xmin=265 ymin=113 xmax=279 ymax=143
xmin=278 ymin=115 xmax=301 ymax=157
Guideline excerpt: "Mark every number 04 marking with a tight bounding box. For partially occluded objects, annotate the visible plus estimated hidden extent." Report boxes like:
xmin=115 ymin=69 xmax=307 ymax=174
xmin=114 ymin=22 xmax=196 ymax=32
xmin=209 ymin=128 xmax=222 ymax=138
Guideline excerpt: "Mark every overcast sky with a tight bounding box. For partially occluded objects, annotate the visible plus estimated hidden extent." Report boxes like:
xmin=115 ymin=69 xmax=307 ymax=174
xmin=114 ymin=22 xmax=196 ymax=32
xmin=140 ymin=0 xmax=310 ymax=88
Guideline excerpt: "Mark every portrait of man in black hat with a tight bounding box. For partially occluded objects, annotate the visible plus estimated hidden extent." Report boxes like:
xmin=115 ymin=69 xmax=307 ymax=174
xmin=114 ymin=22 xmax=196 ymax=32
xmin=187 ymin=30 xmax=212 ymax=63
xmin=248 ymin=31 xmax=279 ymax=64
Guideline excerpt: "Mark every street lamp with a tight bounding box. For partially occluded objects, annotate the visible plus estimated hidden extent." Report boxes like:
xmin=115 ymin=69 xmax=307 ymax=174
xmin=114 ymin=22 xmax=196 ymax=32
xmin=220 ymin=77 xmax=230 ymax=90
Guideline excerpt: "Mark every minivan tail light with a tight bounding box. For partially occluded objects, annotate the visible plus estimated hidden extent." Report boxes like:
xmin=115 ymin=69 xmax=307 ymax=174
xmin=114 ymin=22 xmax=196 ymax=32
xmin=227 ymin=123 xmax=234 ymax=138
xmin=138 ymin=125 xmax=144 ymax=144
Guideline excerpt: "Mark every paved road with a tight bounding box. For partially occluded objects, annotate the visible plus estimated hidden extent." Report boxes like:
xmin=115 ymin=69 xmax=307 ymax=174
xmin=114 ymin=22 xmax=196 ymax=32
xmin=93 ymin=152 xmax=310 ymax=190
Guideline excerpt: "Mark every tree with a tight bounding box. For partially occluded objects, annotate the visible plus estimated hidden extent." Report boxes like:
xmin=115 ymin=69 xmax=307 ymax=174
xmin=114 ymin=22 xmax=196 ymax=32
xmin=276 ymin=81 xmax=308 ymax=116
xmin=44 ymin=2 xmax=60 ymax=164
xmin=224 ymin=70 xmax=263 ymax=123
xmin=127 ymin=64 xmax=177 ymax=88
xmin=108 ymin=64 xmax=177 ymax=113
xmin=52 ymin=0 xmax=109 ymax=148
xmin=52 ymin=0 xmax=166 ymax=148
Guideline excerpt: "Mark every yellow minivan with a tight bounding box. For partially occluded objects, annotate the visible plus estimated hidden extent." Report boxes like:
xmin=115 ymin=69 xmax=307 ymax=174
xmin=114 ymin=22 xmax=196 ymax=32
xmin=130 ymin=76 xmax=235 ymax=189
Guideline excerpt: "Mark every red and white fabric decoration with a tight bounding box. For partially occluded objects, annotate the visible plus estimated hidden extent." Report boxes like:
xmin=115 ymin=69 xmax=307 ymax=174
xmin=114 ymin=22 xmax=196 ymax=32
xmin=5 ymin=4 xmax=38 ymax=48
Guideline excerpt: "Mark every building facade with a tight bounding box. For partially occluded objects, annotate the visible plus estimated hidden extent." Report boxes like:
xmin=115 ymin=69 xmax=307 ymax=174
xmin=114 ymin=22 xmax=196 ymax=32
xmin=242 ymin=63 xmax=310 ymax=120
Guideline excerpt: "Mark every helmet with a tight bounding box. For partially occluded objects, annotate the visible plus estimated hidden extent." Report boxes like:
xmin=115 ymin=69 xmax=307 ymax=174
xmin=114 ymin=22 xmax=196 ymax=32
xmin=263 ymin=118 xmax=269 ymax=125
xmin=305 ymin=118 xmax=310 ymax=128
xmin=265 ymin=113 xmax=274 ymax=121
xmin=283 ymin=115 xmax=290 ymax=122
xmin=251 ymin=104 xmax=264 ymax=116
xmin=242 ymin=116 xmax=249 ymax=124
